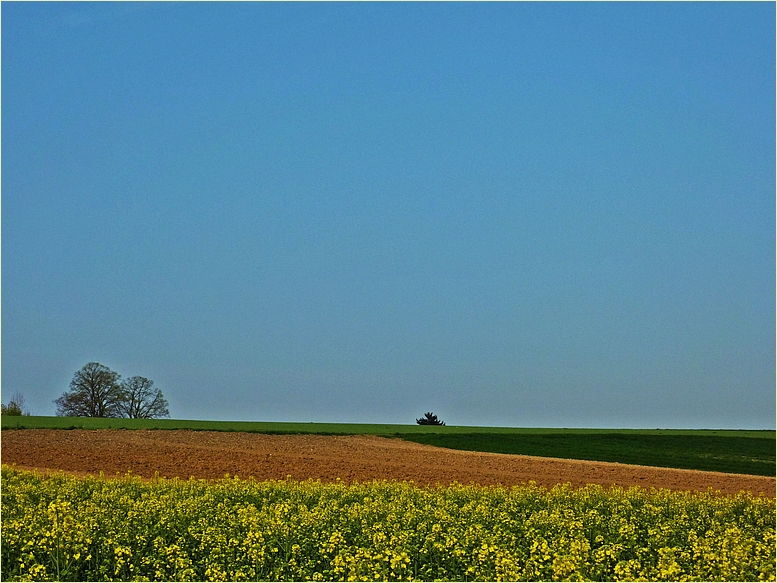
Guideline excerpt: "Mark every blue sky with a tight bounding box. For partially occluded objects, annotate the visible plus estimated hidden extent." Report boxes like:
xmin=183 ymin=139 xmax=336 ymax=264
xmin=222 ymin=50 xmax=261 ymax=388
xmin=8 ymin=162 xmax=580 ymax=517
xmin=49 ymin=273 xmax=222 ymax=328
xmin=2 ymin=2 xmax=774 ymax=428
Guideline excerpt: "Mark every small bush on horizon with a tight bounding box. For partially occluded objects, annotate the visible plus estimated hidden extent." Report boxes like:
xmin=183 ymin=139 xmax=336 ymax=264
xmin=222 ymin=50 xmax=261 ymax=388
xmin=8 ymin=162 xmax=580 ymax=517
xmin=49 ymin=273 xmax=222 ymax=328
xmin=416 ymin=412 xmax=445 ymax=426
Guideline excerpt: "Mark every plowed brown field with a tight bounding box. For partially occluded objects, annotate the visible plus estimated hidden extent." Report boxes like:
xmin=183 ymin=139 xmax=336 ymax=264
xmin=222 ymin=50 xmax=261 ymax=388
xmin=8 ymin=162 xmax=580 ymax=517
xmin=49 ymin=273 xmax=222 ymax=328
xmin=1 ymin=429 xmax=773 ymax=496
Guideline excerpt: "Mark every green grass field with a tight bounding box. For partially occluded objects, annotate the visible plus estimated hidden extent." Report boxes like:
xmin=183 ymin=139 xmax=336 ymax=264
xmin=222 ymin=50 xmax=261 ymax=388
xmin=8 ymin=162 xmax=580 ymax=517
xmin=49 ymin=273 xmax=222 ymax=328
xmin=399 ymin=432 xmax=776 ymax=476
xmin=3 ymin=416 xmax=774 ymax=476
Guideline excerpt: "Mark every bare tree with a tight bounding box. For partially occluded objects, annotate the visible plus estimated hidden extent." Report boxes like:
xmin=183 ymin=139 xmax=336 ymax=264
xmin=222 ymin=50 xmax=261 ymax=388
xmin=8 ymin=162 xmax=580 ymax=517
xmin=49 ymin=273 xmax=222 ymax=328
xmin=117 ymin=376 xmax=169 ymax=419
xmin=55 ymin=362 xmax=123 ymax=417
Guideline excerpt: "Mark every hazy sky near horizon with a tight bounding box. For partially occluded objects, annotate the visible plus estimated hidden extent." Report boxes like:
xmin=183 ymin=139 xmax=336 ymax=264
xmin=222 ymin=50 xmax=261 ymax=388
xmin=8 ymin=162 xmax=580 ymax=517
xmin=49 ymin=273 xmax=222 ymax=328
xmin=2 ymin=2 xmax=774 ymax=428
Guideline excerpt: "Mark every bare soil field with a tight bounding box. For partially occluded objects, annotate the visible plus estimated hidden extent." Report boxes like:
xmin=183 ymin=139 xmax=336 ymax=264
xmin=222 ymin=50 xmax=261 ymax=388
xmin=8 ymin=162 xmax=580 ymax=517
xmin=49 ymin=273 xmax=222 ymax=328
xmin=1 ymin=429 xmax=773 ymax=496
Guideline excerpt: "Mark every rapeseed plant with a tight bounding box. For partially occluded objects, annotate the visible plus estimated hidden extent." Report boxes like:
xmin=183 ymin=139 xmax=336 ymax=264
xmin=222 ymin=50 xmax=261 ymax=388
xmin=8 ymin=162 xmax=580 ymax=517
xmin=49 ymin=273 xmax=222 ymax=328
xmin=1 ymin=466 xmax=773 ymax=581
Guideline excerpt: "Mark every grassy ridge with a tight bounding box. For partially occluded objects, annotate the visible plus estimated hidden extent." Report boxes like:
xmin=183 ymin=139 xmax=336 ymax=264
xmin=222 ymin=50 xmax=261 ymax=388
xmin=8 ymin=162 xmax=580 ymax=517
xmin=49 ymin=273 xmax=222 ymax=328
xmin=2 ymin=416 xmax=772 ymax=437
xmin=0 ymin=415 xmax=441 ymax=434
xmin=3 ymin=416 xmax=774 ymax=476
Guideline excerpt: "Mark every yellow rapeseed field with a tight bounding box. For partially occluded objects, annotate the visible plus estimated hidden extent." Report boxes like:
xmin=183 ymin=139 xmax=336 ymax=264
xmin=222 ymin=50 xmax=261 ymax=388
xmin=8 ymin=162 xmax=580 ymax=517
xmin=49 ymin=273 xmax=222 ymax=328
xmin=1 ymin=465 xmax=774 ymax=581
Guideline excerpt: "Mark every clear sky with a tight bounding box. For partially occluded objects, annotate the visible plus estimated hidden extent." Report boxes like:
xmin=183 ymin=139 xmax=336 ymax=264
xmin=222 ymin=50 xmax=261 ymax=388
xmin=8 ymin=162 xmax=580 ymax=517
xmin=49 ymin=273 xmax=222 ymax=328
xmin=2 ymin=2 xmax=774 ymax=428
